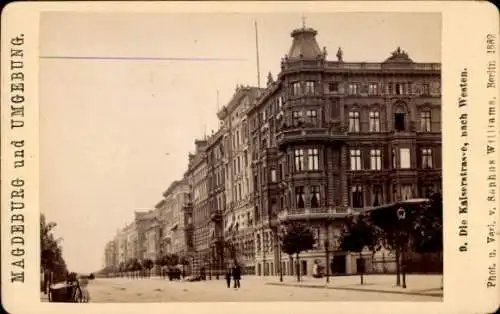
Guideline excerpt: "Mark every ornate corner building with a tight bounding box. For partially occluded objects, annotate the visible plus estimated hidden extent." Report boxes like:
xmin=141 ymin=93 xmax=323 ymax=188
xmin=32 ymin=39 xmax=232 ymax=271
xmin=103 ymin=23 xmax=442 ymax=279
xmin=249 ymin=25 xmax=441 ymax=277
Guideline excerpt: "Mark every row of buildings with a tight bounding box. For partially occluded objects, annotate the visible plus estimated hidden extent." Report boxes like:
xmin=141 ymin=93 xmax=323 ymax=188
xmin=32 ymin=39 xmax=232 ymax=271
xmin=104 ymin=24 xmax=442 ymax=278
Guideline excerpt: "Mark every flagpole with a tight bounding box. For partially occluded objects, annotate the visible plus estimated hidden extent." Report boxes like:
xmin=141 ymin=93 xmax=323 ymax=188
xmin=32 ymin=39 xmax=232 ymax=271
xmin=254 ymin=20 xmax=261 ymax=88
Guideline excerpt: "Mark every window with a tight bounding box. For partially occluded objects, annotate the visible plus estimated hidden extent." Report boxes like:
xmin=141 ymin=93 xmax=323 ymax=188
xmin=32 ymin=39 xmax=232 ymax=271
xmin=370 ymin=149 xmax=382 ymax=170
xmin=306 ymin=110 xmax=317 ymax=123
xmin=392 ymin=148 xmax=398 ymax=169
xmin=348 ymin=83 xmax=360 ymax=95
xmin=254 ymin=175 xmax=258 ymax=191
xmin=295 ymin=187 xmax=305 ymax=208
xmin=372 ymin=185 xmax=383 ymax=207
xmin=280 ymin=163 xmax=285 ymax=179
xmin=261 ymin=110 xmax=267 ymax=122
xmin=310 ymin=186 xmax=320 ymax=208
xmin=368 ymin=83 xmax=378 ymax=95
xmin=351 ymin=185 xmax=364 ymax=208
xmin=308 ymin=148 xmax=319 ymax=170
xmin=292 ymin=111 xmax=302 ymax=126
xmin=422 ymin=83 xmax=430 ymax=95
xmin=237 ymin=156 xmax=241 ymax=173
xmin=422 ymin=148 xmax=433 ymax=168
xmin=348 ymin=111 xmax=360 ymax=132
xmin=423 ymin=185 xmax=434 ymax=198
xmin=292 ymin=82 xmax=301 ymax=96
xmin=329 ymin=82 xmax=339 ymax=92
xmin=401 ymin=184 xmax=413 ymax=200
xmin=395 ymin=83 xmax=403 ymax=95
xmin=305 ymin=81 xmax=316 ymax=95
xmin=369 ymin=111 xmax=380 ymax=132
xmin=278 ymin=96 xmax=283 ymax=109
xmin=388 ymin=83 xmax=393 ymax=95
xmin=394 ymin=112 xmax=405 ymax=131
xmin=420 ymin=111 xmax=432 ymax=132
xmin=392 ymin=185 xmax=399 ymax=202
xmin=312 ymin=227 xmax=320 ymax=248
xmin=350 ymin=149 xmax=362 ymax=171
xmin=399 ymin=148 xmax=411 ymax=169
xmin=294 ymin=149 xmax=305 ymax=171
xmin=271 ymin=169 xmax=277 ymax=182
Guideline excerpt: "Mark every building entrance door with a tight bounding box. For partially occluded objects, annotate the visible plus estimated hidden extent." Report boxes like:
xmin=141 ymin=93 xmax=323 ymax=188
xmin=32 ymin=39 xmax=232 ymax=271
xmin=332 ymin=255 xmax=346 ymax=274
xmin=301 ymin=261 xmax=307 ymax=276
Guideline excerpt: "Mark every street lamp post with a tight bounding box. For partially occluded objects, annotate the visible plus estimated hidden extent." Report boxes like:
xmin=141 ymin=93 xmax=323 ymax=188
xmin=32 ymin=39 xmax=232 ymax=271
xmin=324 ymin=239 xmax=330 ymax=284
xmin=278 ymin=231 xmax=283 ymax=282
xmin=397 ymin=207 xmax=407 ymax=289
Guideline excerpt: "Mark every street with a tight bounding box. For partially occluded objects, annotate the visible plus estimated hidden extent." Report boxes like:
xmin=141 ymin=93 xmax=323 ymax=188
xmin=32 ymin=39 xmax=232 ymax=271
xmin=74 ymin=275 xmax=442 ymax=302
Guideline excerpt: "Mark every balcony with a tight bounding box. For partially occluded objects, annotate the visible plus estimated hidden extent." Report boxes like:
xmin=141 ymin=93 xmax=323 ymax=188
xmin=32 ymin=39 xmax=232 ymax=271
xmin=277 ymin=207 xmax=352 ymax=221
xmin=276 ymin=125 xmax=347 ymax=150
xmin=210 ymin=210 xmax=223 ymax=222
xmin=182 ymin=202 xmax=193 ymax=212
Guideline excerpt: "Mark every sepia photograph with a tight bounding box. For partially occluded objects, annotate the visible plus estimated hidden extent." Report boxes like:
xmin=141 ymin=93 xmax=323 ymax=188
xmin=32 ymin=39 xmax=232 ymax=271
xmin=37 ymin=11 xmax=444 ymax=303
xmin=3 ymin=2 xmax=500 ymax=314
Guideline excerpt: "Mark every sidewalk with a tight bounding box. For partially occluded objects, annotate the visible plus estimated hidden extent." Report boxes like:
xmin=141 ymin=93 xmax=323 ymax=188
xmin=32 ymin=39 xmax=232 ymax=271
xmin=261 ymin=274 xmax=443 ymax=297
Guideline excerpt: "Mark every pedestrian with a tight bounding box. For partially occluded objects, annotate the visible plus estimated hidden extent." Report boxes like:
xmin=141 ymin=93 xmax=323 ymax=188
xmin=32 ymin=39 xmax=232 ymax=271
xmin=225 ymin=267 xmax=232 ymax=288
xmin=78 ymin=276 xmax=91 ymax=303
xmin=232 ymin=263 xmax=241 ymax=289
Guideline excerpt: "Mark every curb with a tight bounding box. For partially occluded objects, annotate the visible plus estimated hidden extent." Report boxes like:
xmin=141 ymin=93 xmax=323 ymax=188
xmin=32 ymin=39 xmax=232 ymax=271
xmin=265 ymin=282 xmax=443 ymax=298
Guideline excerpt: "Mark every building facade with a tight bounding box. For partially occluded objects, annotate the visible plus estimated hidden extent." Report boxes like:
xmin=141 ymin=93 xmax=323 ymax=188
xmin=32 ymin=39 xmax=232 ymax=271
xmin=205 ymin=128 xmax=226 ymax=276
xmin=217 ymin=86 xmax=263 ymax=275
xmin=250 ymin=25 xmax=441 ymax=277
xmin=104 ymin=240 xmax=117 ymax=271
xmin=186 ymin=140 xmax=210 ymax=275
xmin=162 ymin=179 xmax=193 ymax=258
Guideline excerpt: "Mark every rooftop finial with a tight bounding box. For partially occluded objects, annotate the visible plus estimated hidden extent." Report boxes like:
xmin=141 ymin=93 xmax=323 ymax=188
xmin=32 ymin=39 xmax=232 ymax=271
xmin=301 ymin=14 xmax=307 ymax=28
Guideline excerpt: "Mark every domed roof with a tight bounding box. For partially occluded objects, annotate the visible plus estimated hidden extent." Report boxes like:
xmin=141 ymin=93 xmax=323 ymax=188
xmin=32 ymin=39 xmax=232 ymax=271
xmin=286 ymin=26 xmax=324 ymax=60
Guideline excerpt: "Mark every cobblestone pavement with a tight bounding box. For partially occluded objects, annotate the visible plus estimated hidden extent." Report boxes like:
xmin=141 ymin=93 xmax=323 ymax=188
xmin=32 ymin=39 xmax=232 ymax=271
xmin=70 ymin=275 xmax=443 ymax=302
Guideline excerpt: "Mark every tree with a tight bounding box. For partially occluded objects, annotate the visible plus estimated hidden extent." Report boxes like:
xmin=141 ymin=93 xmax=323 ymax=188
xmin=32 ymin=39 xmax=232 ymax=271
xmin=143 ymin=259 xmax=154 ymax=277
xmin=369 ymin=195 xmax=443 ymax=287
xmin=166 ymin=253 xmax=180 ymax=267
xmin=339 ymin=213 xmax=380 ymax=285
xmin=280 ymin=222 xmax=315 ymax=282
xmin=40 ymin=213 xmax=68 ymax=285
xmin=126 ymin=258 xmax=142 ymax=279
xmin=180 ymin=255 xmax=190 ymax=277
xmin=411 ymin=193 xmax=443 ymax=255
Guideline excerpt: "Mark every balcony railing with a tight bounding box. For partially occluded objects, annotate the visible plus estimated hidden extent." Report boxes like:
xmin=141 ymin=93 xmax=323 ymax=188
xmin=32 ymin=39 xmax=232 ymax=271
xmin=276 ymin=125 xmax=347 ymax=148
xmin=210 ymin=210 xmax=223 ymax=222
xmin=281 ymin=60 xmax=440 ymax=73
xmin=277 ymin=207 xmax=352 ymax=221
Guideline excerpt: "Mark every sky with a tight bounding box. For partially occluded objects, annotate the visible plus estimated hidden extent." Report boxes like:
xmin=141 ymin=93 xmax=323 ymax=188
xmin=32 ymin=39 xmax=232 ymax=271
xmin=39 ymin=12 xmax=441 ymax=273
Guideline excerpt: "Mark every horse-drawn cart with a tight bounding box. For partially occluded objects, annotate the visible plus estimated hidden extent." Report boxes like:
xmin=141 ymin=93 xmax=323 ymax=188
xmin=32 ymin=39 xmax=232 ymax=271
xmin=48 ymin=281 xmax=84 ymax=303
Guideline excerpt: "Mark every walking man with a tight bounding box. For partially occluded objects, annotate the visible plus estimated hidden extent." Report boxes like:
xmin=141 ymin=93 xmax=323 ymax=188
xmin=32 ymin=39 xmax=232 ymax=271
xmin=225 ymin=266 xmax=232 ymax=288
xmin=232 ymin=263 xmax=241 ymax=289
